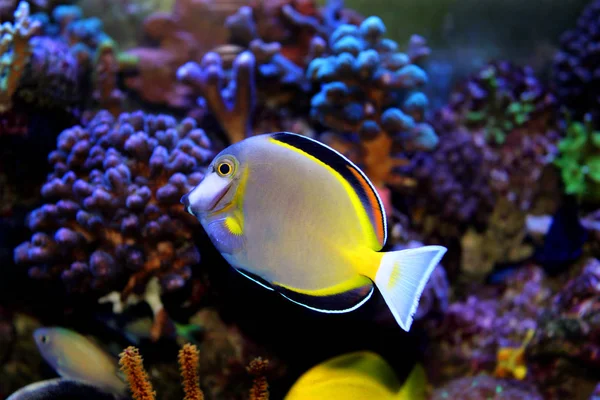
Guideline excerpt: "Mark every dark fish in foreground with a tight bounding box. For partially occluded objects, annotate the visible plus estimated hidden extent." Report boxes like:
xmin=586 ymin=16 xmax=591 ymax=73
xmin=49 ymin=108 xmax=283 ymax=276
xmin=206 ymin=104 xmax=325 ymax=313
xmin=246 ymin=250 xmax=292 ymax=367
xmin=6 ymin=379 xmax=119 ymax=400
xmin=182 ymin=132 xmax=447 ymax=331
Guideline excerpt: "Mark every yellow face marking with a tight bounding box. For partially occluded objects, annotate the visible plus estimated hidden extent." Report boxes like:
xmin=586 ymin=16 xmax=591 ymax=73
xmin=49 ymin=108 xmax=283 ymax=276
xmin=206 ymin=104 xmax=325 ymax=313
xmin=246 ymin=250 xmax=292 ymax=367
xmin=268 ymin=137 xmax=380 ymax=251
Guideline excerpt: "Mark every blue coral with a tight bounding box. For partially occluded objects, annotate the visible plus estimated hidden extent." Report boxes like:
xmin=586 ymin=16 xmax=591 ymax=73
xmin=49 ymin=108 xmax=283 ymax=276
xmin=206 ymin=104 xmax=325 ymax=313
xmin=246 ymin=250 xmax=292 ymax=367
xmin=307 ymin=16 xmax=437 ymax=188
xmin=307 ymin=16 xmax=434 ymax=144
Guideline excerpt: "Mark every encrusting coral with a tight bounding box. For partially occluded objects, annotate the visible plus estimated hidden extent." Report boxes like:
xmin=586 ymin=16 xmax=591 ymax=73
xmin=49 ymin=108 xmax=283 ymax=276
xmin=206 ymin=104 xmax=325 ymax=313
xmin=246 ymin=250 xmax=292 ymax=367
xmin=13 ymin=110 xmax=214 ymax=300
xmin=307 ymin=15 xmax=438 ymax=209
xmin=119 ymin=342 xmax=269 ymax=400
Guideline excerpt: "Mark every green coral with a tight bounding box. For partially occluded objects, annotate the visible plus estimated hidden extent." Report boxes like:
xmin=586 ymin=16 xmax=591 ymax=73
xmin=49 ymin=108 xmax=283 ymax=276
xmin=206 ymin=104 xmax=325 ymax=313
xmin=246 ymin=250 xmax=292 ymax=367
xmin=554 ymin=114 xmax=600 ymax=203
xmin=463 ymin=63 xmax=540 ymax=146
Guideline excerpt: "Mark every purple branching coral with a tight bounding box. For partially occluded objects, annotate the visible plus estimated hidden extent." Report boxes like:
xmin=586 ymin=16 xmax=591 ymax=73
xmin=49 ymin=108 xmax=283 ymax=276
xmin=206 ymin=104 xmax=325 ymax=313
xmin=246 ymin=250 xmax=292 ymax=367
xmin=0 ymin=1 xmax=40 ymax=114
xmin=13 ymin=110 xmax=214 ymax=299
xmin=223 ymin=0 xmax=363 ymax=110
xmin=306 ymin=15 xmax=437 ymax=210
xmin=552 ymin=0 xmax=600 ymax=128
xmin=177 ymin=50 xmax=256 ymax=144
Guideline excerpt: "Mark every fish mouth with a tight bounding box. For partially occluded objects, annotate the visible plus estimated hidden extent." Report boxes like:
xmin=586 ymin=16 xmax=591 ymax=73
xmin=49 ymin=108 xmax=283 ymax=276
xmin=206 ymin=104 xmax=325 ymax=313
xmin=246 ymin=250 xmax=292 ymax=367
xmin=207 ymin=183 xmax=231 ymax=212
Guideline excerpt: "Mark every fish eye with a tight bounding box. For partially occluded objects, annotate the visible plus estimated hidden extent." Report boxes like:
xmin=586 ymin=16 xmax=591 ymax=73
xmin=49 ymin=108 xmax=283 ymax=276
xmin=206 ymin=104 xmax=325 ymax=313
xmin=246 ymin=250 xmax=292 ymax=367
xmin=41 ymin=335 xmax=48 ymax=343
xmin=215 ymin=157 xmax=236 ymax=177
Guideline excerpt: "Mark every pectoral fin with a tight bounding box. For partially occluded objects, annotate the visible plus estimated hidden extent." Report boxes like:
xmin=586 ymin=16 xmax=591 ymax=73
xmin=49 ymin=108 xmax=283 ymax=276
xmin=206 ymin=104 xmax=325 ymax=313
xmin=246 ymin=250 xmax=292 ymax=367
xmin=272 ymin=275 xmax=374 ymax=313
xmin=206 ymin=217 xmax=245 ymax=254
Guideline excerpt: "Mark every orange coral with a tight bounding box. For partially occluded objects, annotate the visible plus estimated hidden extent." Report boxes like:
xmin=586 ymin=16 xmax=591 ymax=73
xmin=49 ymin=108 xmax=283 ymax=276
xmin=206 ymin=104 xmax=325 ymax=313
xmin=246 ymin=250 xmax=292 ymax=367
xmin=178 ymin=343 xmax=204 ymax=400
xmin=119 ymin=346 xmax=156 ymax=400
xmin=119 ymin=343 xmax=270 ymax=400
xmin=247 ymin=357 xmax=270 ymax=400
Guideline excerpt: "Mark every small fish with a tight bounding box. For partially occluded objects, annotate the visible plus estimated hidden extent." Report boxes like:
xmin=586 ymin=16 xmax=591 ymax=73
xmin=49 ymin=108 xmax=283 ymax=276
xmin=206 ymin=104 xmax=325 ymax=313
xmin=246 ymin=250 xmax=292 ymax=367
xmin=284 ymin=351 xmax=427 ymax=400
xmin=181 ymin=132 xmax=446 ymax=331
xmin=33 ymin=327 xmax=127 ymax=395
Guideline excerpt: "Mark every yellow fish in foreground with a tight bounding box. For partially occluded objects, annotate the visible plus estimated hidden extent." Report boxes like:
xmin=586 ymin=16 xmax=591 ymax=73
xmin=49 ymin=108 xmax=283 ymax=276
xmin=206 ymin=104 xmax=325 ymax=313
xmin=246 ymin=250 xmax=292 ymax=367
xmin=182 ymin=132 xmax=447 ymax=331
xmin=284 ymin=351 xmax=427 ymax=400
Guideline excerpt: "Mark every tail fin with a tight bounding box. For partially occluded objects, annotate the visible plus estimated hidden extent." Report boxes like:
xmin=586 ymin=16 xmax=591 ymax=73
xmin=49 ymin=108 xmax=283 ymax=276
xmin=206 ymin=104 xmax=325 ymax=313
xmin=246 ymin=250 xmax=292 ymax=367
xmin=374 ymin=245 xmax=447 ymax=331
xmin=396 ymin=363 xmax=427 ymax=400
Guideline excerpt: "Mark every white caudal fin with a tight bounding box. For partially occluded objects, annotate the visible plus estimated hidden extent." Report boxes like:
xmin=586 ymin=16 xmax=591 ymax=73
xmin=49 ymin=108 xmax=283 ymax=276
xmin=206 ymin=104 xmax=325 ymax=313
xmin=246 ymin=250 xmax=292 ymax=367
xmin=374 ymin=245 xmax=447 ymax=332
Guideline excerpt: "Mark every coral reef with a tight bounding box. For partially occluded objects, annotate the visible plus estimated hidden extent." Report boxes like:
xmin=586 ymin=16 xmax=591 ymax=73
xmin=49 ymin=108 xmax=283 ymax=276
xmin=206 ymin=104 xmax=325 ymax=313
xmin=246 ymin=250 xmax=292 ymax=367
xmin=177 ymin=50 xmax=256 ymax=144
xmin=119 ymin=340 xmax=270 ymax=400
xmin=307 ymin=15 xmax=438 ymax=208
xmin=0 ymin=1 xmax=40 ymax=114
xmin=223 ymin=0 xmax=364 ymax=111
xmin=554 ymin=114 xmax=600 ymax=204
xmin=527 ymin=258 xmax=600 ymax=397
xmin=552 ymin=0 xmax=600 ymax=129
xmin=225 ymin=0 xmax=363 ymax=67
xmin=13 ymin=110 xmax=214 ymax=299
xmin=430 ymin=374 xmax=544 ymax=400
xmin=123 ymin=0 xmax=243 ymax=110
xmin=424 ymin=264 xmax=552 ymax=384
xmin=403 ymin=60 xmax=560 ymax=278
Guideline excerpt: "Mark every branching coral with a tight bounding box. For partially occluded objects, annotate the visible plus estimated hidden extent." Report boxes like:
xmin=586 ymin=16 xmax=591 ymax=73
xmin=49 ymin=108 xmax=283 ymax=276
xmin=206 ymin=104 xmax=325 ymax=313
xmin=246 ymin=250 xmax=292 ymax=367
xmin=123 ymin=0 xmax=242 ymax=109
xmin=247 ymin=358 xmax=269 ymax=400
xmin=119 ymin=346 xmax=156 ymax=400
xmin=226 ymin=0 xmax=363 ymax=66
xmin=307 ymin=16 xmax=438 ymax=198
xmin=0 ymin=1 xmax=40 ymax=113
xmin=13 ymin=110 xmax=214 ymax=299
xmin=552 ymin=0 xmax=600 ymax=129
xmin=119 ymin=341 xmax=269 ymax=400
xmin=179 ymin=343 xmax=204 ymax=400
xmin=223 ymin=0 xmax=363 ymax=111
xmin=178 ymin=50 xmax=256 ymax=144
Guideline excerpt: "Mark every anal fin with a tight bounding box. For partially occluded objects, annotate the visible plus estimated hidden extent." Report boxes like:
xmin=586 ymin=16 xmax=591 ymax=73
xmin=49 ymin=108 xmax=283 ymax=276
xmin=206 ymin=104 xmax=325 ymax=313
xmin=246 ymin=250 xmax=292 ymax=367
xmin=272 ymin=276 xmax=374 ymax=313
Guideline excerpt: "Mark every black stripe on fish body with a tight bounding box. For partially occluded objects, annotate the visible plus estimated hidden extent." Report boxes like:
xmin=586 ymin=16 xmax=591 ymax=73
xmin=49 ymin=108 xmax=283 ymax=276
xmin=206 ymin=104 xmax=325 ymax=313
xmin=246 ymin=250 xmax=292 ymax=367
xmin=270 ymin=132 xmax=387 ymax=249
xmin=271 ymin=281 xmax=375 ymax=313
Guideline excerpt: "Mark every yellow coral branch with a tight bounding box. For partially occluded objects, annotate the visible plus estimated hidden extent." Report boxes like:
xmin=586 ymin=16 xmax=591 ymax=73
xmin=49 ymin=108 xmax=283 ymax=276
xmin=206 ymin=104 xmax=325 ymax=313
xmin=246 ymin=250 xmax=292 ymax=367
xmin=247 ymin=357 xmax=270 ymax=400
xmin=118 ymin=346 xmax=156 ymax=400
xmin=178 ymin=343 xmax=204 ymax=400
